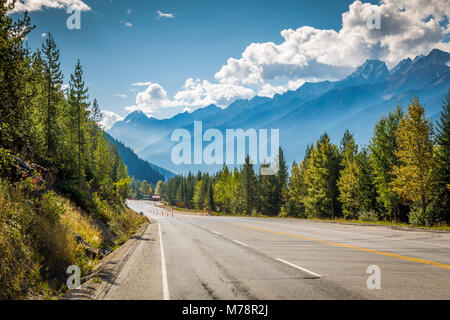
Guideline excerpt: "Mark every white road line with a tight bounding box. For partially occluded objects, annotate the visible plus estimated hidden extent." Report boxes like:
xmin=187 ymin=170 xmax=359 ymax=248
xmin=233 ymin=240 xmax=248 ymax=247
xmin=158 ymin=223 xmax=170 ymax=300
xmin=276 ymin=258 xmax=321 ymax=278
xmin=212 ymin=231 xmax=221 ymax=236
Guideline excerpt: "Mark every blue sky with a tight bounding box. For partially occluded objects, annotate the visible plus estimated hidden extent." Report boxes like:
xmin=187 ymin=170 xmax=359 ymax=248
xmin=9 ymin=0 xmax=449 ymax=126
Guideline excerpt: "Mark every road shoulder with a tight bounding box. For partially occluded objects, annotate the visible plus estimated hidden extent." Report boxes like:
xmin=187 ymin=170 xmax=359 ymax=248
xmin=62 ymin=221 xmax=153 ymax=300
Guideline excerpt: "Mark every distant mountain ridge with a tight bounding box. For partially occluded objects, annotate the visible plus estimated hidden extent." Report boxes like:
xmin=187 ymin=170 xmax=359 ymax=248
xmin=108 ymin=49 xmax=450 ymax=174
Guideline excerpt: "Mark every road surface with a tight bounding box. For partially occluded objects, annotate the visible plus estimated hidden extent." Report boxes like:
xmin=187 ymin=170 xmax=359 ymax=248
xmin=101 ymin=200 xmax=450 ymax=300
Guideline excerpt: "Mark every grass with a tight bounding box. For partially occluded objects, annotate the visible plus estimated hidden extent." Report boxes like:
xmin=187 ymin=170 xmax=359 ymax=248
xmin=61 ymin=201 xmax=103 ymax=249
xmin=0 ymin=177 xmax=147 ymax=300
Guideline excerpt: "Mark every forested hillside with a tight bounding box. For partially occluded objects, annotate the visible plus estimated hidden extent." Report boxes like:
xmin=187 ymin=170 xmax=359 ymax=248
xmin=0 ymin=2 xmax=143 ymax=299
xmin=106 ymin=133 xmax=173 ymax=182
xmin=157 ymin=95 xmax=450 ymax=227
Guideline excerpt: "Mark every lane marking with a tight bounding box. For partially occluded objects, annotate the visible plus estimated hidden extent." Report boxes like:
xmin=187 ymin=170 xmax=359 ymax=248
xmin=329 ymin=229 xmax=450 ymax=248
xmin=233 ymin=240 xmax=248 ymax=247
xmin=232 ymin=223 xmax=450 ymax=270
xmin=236 ymin=218 xmax=450 ymax=249
xmin=276 ymin=258 xmax=321 ymax=278
xmin=158 ymin=223 xmax=170 ymax=300
xmin=212 ymin=231 xmax=221 ymax=236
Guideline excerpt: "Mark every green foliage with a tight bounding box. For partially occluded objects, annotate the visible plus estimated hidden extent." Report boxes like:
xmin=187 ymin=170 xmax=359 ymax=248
xmin=369 ymin=107 xmax=407 ymax=221
xmin=0 ymin=2 xmax=141 ymax=298
xmin=302 ymin=134 xmax=341 ymax=218
xmin=391 ymin=98 xmax=436 ymax=222
xmin=433 ymin=92 xmax=450 ymax=224
xmin=39 ymin=191 xmax=65 ymax=223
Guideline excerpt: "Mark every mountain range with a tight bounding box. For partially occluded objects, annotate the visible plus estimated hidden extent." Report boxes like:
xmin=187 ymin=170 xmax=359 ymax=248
xmin=108 ymin=49 xmax=450 ymax=174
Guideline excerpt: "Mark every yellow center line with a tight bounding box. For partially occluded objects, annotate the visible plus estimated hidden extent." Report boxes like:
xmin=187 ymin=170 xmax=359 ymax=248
xmin=231 ymin=222 xmax=450 ymax=270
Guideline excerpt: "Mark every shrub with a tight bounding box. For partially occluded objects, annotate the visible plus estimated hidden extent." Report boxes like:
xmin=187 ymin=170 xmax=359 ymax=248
xmin=0 ymin=179 xmax=41 ymax=299
xmin=408 ymin=206 xmax=427 ymax=227
xmin=39 ymin=192 xmax=65 ymax=223
xmin=359 ymin=210 xmax=379 ymax=222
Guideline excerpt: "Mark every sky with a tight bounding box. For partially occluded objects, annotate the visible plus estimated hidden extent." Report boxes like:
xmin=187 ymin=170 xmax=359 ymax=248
xmin=8 ymin=0 xmax=450 ymax=128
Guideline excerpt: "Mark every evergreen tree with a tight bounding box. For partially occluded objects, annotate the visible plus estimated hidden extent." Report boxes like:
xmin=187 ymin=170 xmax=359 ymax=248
xmin=0 ymin=5 xmax=33 ymax=150
xmin=337 ymin=132 xmax=360 ymax=218
xmin=432 ymin=92 xmax=450 ymax=224
xmin=369 ymin=107 xmax=407 ymax=221
xmin=41 ymin=33 xmax=63 ymax=158
xmin=241 ymin=155 xmax=257 ymax=215
xmin=208 ymin=183 xmax=215 ymax=212
xmin=68 ymin=60 xmax=90 ymax=191
xmin=303 ymin=133 xmax=340 ymax=218
xmin=276 ymin=147 xmax=289 ymax=213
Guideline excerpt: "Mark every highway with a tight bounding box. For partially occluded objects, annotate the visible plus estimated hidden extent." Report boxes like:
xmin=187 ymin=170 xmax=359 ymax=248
xmin=101 ymin=200 xmax=450 ymax=300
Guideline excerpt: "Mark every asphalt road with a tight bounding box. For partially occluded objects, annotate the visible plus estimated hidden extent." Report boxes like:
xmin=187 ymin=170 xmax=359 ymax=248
xmin=103 ymin=200 xmax=450 ymax=300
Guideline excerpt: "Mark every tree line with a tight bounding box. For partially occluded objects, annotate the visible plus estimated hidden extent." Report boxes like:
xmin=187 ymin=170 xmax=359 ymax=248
xmin=0 ymin=1 xmax=144 ymax=298
xmin=0 ymin=8 xmax=131 ymax=212
xmin=157 ymin=96 xmax=450 ymax=226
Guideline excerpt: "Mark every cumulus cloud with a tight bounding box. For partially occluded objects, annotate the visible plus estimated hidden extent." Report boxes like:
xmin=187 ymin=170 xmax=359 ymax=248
xmin=258 ymin=84 xmax=287 ymax=98
xmin=100 ymin=110 xmax=124 ymax=130
xmin=174 ymin=78 xmax=255 ymax=108
xmin=215 ymin=0 xmax=449 ymax=86
xmin=7 ymin=0 xmax=91 ymax=13
xmin=125 ymin=80 xmax=255 ymax=118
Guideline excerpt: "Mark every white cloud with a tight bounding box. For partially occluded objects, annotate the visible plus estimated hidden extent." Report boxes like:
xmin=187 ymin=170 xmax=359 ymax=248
xmin=100 ymin=110 xmax=124 ymax=130
xmin=124 ymin=22 xmax=132 ymax=27
xmin=114 ymin=93 xmax=128 ymax=99
xmin=157 ymin=10 xmax=174 ymax=19
xmin=287 ymin=79 xmax=306 ymax=91
xmin=125 ymin=80 xmax=255 ymax=119
xmin=174 ymin=78 xmax=255 ymax=108
xmin=7 ymin=0 xmax=91 ymax=13
xmin=214 ymin=0 xmax=450 ymax=87
xmin=258 ymin=84 xmax=287 ymax=98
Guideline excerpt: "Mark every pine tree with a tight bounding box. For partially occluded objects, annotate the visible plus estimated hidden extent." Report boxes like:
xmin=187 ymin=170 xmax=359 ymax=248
xmin=208 ymin=183 xmax=215 ymax=212
xmin=68 ymin=60 xmax=90 ymax=191
xmin=41 ymin=33 xmax=63 ymax=158
xmin=259 ymin=162 xmax=278 ymax=215
xmin=276 ymin=147 xmax=289 ymax=212
xmin=433 ymin=92 xmax=450 ymax=224
xmin=391 ymin=98 xmax=436 ymax=222
xmin=338 ymin=131 xmax=376 ymax=219
xmin=303 ymin=133 xmax=340 ymax=218
xmin=241 ymin=155 xmax=257 ymax=215
xmin=337 ymin=132 xmax=361 ymax=218
xmin=369 ymin=107 xmax=407 ymax=221
xmin=0 ymin=5 xmax=33 ymax=150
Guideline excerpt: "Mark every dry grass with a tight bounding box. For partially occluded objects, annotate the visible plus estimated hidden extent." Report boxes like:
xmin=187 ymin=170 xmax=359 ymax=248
xmin=61 ymin=201 xmax=103 ymax=249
